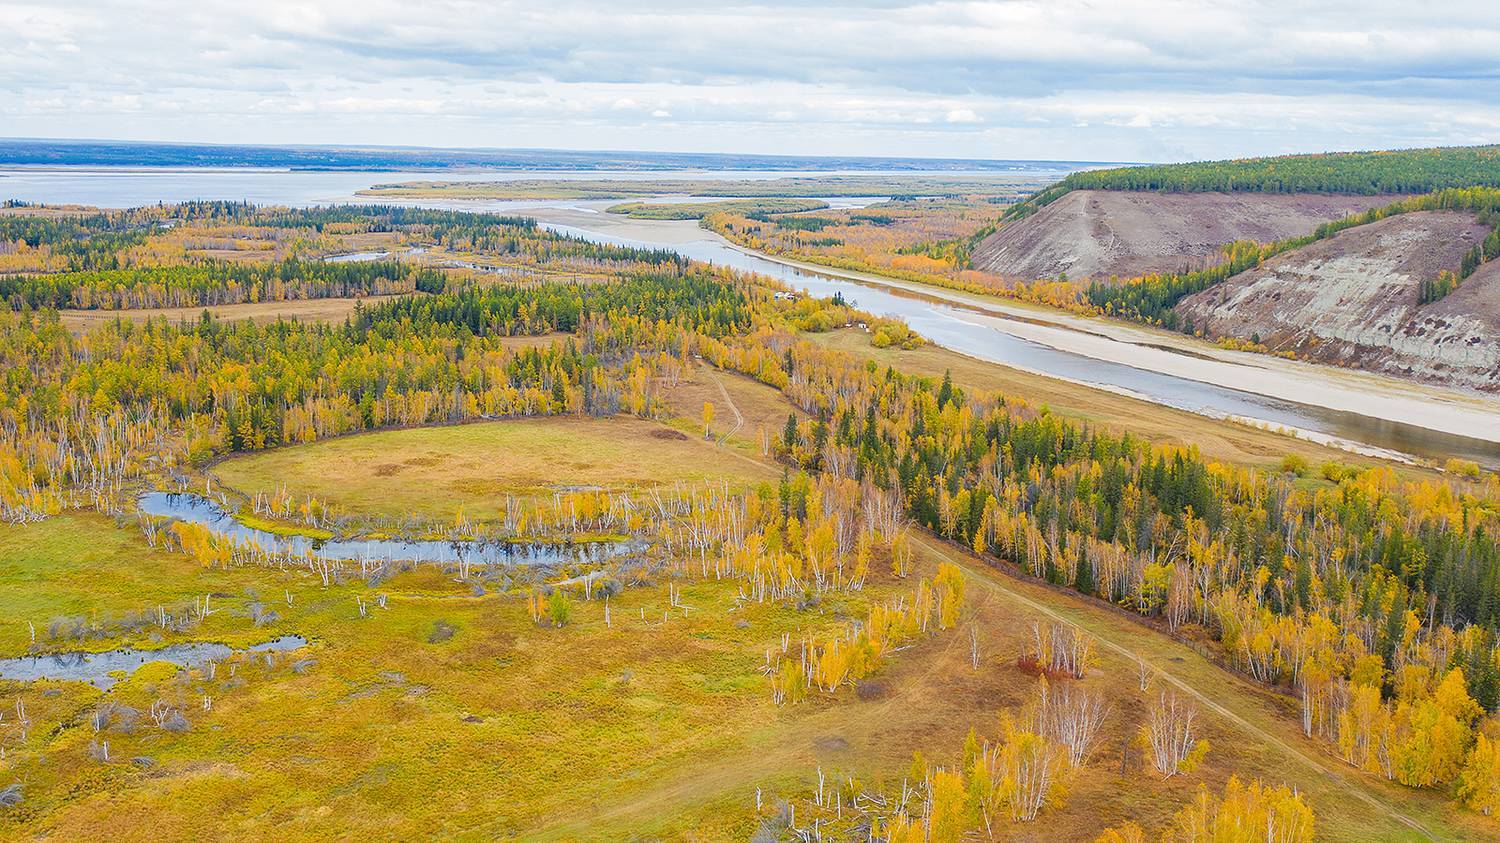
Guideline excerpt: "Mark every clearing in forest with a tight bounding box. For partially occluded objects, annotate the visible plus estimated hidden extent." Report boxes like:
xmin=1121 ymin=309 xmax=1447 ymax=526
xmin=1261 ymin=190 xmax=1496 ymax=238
xmin=212 ymin=416 xmax=779 ymax=520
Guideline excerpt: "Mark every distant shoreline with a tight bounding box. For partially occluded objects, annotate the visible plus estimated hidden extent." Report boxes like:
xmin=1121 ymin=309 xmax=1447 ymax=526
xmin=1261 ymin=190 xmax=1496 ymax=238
xmin=0 ymin=138 xmax=1127 ymax=173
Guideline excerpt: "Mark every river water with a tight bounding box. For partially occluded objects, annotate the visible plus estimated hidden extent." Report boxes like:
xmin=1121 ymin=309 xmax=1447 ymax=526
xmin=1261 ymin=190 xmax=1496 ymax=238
xmin=3 ymin=166 xmax=1495 ymax=467
xmin=540 ymin=220 xmax=1500 ymax=468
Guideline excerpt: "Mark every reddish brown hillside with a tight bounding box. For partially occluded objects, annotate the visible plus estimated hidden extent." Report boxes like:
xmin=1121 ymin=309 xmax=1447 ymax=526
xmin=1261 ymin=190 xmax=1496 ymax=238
xmin=972 ymin=190 xmax=1400 ymax=281
xmin=1176 ymin=211 xmax=1500 ymax=391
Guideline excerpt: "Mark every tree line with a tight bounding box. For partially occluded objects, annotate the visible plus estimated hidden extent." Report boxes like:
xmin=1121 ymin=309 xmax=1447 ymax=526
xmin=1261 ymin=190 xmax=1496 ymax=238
xmin=1005 ymin=144 xmax=1500 ymax=222
xmin=0 ymin=202 xmax=685 ymax=310
xmin=1084 ymin=187 xmax=1500 ymax=324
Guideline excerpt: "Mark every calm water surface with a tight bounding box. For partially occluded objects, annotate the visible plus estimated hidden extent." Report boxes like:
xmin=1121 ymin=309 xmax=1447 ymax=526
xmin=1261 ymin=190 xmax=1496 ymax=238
xmin=139 ymin=492 xmax=641 ymax=567
xmin=0 ymin=636 xmax=307 ymax=691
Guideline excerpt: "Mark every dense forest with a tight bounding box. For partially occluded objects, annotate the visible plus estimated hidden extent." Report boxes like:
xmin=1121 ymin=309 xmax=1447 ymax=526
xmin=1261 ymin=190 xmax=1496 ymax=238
xmin=0 ymin=258 xmax=449 ymax=309
xmin=0 ymin=268 xmax=749 ymax=502
xmin=1004 ymin=144 xmax=1500 ymax=221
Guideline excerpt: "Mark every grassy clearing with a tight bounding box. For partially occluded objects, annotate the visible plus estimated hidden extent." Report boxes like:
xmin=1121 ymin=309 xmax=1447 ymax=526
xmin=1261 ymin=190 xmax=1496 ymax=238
xmin=57 ymin=296 xmax=405 ymax=332
xmin=212 ymin=416 xmax=779 ymax=521
xmin=661 ymin=361 xmax=807 ymax=449
xmin=0 ymin=513 xmax=271 ymax=655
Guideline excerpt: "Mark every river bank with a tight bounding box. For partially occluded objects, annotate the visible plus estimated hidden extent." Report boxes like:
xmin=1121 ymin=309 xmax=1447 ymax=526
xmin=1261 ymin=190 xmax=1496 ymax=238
xmin=523 ymin=206 xmax=1500 ymax=467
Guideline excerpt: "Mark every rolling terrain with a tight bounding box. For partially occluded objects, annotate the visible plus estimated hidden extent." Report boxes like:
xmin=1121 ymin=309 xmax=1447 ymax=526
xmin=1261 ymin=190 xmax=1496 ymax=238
xmin=970 ymin=189 xmax=1401 ymax=281
xmin=1177 ymin=210 xmax=1500 ymax=391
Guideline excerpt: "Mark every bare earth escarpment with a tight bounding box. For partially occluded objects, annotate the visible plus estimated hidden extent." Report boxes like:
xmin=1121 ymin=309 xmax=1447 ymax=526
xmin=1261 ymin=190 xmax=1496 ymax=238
xmin=971 ymin=189 xmax=1402 ymax=281
xmin=1177 ymin=210 xmax=1500 ymax=392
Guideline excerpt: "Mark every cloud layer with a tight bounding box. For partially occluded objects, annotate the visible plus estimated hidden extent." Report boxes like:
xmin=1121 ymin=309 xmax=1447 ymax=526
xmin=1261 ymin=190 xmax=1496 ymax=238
xmin=3 ymin=1 xmax=1498 ymax=161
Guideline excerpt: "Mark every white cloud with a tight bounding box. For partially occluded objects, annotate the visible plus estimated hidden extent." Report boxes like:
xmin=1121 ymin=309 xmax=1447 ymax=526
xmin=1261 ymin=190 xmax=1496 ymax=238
xmin=0 ymin=1 xmax=1496 ymax=161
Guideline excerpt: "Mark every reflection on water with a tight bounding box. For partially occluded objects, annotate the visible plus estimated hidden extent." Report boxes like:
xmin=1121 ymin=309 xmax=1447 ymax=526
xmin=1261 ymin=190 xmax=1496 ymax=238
xmin=0 ymin=636 xmax=307 ymax=691
xmin=322 ymin=250 xmax=391 ymax=263
xmin=139 ymin=492 xmax=641 ymax=567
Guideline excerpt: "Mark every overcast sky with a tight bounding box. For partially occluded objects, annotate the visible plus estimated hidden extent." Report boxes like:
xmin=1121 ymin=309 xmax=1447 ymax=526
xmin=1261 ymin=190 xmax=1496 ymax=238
xmin=3 ymin=1 xmax=1498 ymax=163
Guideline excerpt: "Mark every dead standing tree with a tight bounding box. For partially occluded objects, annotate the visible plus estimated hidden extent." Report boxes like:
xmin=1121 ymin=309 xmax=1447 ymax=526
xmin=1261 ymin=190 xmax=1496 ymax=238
xmin=1143 ymin=690 xmax=1209 ymax=778
xmin=1033 ymin=678 xmax=1111 ymax=768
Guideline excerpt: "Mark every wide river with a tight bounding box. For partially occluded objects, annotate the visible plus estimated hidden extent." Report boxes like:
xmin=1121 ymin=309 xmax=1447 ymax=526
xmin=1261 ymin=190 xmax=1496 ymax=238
xmin=3 ymin=166 xmax=1497 ymax=467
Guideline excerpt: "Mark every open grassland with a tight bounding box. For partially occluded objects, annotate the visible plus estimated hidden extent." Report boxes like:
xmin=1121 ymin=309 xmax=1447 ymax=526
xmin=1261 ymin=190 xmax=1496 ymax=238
xmin=212 ymin=416 xmax=780 ymax=522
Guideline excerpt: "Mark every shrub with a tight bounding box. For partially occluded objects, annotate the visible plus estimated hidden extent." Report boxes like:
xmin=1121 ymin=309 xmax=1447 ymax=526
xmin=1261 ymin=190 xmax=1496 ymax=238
xmin=1278 ymin=454 xmax=1309 ymax=477
xmin=1320 ymin=461 xmax=1354 ymax=483
xmin=1445 ymin=458 xmax=1481 ymax=480
xmin=547 ymin=590 xmax=572 ymax=627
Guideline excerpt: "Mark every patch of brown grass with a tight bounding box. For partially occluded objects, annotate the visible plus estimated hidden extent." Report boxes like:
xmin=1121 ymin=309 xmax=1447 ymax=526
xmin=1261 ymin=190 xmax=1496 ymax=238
xmin=213 ymin=416 xmax=779 ymax=521
xmin=57 ymin=296 xmax=405 ymax=332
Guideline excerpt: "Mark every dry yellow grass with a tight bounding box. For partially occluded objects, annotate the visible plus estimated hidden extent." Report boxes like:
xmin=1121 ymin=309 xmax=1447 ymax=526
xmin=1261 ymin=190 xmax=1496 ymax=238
xmin=0 ymin=450 xmax=1484 ymax=840
xmin=57 ymin=296 xmax=405 ymax=332
xmin=212 ymin=416 xmax=780 ymax=521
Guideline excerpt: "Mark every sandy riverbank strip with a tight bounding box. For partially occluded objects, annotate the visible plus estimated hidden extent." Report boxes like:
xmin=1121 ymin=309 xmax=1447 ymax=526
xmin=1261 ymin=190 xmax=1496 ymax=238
xmin=699 ymin=236 xmax=1500 ymax=447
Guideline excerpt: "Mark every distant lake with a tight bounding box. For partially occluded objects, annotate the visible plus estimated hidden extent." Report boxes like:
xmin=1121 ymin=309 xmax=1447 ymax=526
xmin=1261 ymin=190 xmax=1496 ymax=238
xmin=0 ymin=165 xmax=1069 ymax=209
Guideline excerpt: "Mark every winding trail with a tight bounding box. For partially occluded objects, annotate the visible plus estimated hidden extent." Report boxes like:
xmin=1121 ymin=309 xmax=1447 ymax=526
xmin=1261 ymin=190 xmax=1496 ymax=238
xmin=706 ymin=366 xmax=745 ymax=447
xmin=914 ymin=534 xmax=1438 ymax=841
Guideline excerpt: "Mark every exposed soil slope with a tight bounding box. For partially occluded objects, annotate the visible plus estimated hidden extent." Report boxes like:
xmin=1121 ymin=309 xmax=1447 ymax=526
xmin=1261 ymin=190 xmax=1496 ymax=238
xmin=1177 ymin=210 xmax=1500 ymax=391
xmin=972 ymin=190 xmax=1400 ymax=281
